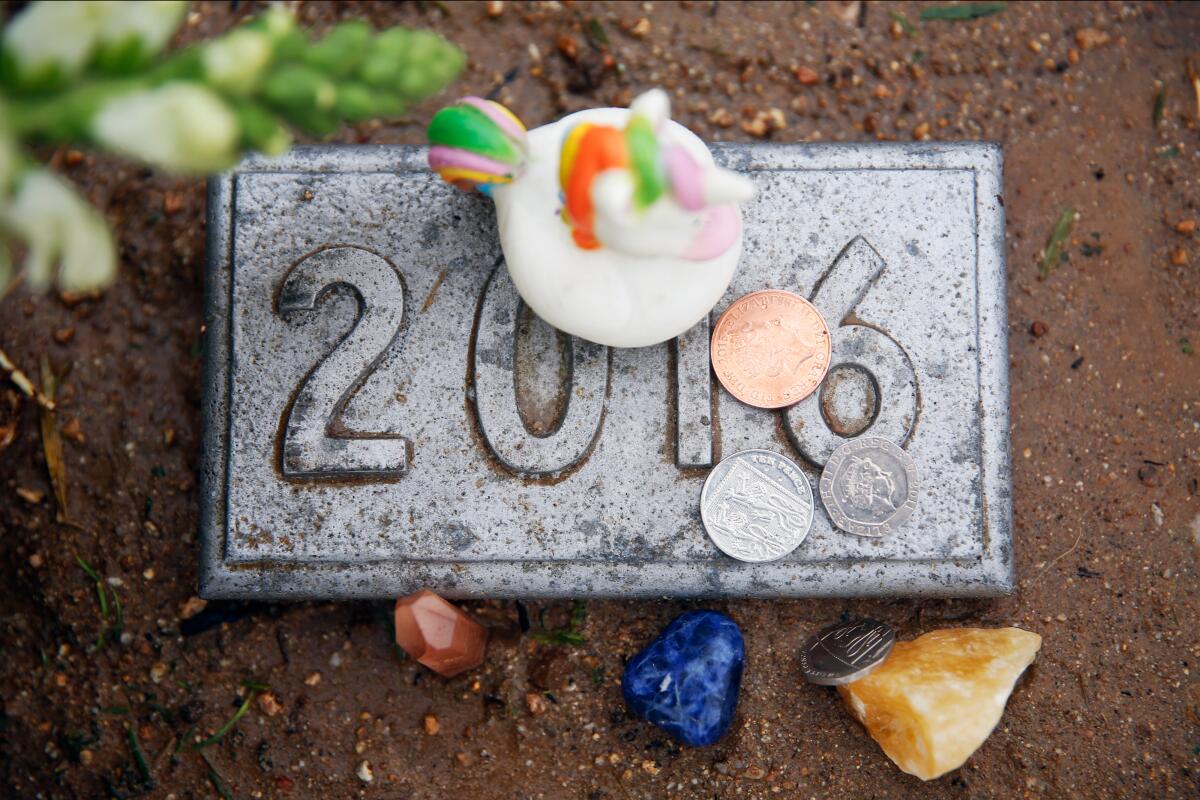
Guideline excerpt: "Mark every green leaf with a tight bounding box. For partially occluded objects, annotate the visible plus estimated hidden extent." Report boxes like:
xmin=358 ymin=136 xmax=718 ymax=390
xmin=127 ymin=724 xmax=154 ymax=788
xmin=919 ymin=3 xmax=1007 ymax=21
xmin=890 ymin=11 xmax=918 ymax=36
xmin=585 ymin=18 xmax=609 ymax=47
xmin=1040 ymin=207 xmax=1075 ymax=276
xmin=194 ymin=690 xmax=256 ymax=749
xmin=1153 ymin=88 xmax=1165 ymax=127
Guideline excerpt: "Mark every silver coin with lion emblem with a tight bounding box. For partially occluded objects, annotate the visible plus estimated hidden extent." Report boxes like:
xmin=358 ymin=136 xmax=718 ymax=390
xmin=820 ymin=436 xmax=918 ymax=537
xmin=700 ymin=449 xmax=814 ymax=562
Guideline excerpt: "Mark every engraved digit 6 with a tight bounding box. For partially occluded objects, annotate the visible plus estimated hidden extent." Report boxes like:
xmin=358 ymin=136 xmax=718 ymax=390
xmin=277 ymin=246 xmax=409 ymax=478
xmin=784 ymin=237 xmax=919 ymax=466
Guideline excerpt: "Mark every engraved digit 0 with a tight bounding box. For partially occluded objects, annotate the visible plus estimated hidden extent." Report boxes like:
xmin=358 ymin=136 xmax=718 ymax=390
xmin=784 ymin=236 xmax=919 ymax=466
xmin=277 ymin=246 xmax=409 ymax=478
xmin=471 ymin=262 xmax=608 ymax=478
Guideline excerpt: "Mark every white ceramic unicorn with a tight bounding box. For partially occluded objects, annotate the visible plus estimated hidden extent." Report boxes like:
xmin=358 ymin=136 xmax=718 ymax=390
xmin=428 ymin=89 xmax=756 ymax=347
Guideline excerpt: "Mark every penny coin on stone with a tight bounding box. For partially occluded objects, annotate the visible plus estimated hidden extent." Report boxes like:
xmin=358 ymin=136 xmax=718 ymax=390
xmin=700 ymin=449 xmax=814 ymax=562
xmin=820 ymin=436 xmax=918 ymax=538
xmin=710 ymin=290 xmax=832 ymax=409
xmin=799 ymin=618 xmax=896 ymax=686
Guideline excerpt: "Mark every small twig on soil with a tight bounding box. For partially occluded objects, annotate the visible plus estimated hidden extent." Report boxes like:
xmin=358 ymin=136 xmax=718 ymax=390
xmin=1028 ymin=527 xmax=1084 ymax=585
xmin=39 ymin=356 xmax=69 ymax=519
xmin=1187 ymin=56 xmax=1200 ymax=121
xmin=0 ymin=346 xmax=55 ymax=410
xmin=1 ymin=270 xmax=24 ymax=303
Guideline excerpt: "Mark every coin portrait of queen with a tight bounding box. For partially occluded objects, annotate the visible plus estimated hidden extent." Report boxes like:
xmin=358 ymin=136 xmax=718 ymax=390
xmin=427 ymin=88 xmax=757 ymax=347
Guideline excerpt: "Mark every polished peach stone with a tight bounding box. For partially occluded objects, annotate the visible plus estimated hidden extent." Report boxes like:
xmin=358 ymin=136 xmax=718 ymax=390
xmin=837 ymin=627 xmax=1042 ymax=781
xmin=394 ymin=589 xmax=488 ymax=677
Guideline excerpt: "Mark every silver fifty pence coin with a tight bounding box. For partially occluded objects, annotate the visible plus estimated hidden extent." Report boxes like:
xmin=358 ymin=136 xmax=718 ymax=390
xmin=799 ymin=618 xmax=896 ymax=686
xmin=819 ymin=436 xmax=918 ymax=537
xmin=700 ymin=449 xmax=815 ymax=562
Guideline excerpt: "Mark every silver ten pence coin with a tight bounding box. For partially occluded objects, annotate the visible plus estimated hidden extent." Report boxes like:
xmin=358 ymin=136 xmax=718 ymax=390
xmin=700 ymin=449 xmax=815 ymax=562
xmin=799 ymin=618 xmax=896 ymax=686
xmin=820 ymin=436 xmax=918 ymax=537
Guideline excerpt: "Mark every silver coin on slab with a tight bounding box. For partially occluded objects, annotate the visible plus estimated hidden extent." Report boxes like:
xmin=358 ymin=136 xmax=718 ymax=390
xmin=799 ymin=618 xmax=896 ymax=686
xmin=819 ymin=436 xmax=918 ymax=538
xmin=700 ymin=449 xmax=815 ymax=562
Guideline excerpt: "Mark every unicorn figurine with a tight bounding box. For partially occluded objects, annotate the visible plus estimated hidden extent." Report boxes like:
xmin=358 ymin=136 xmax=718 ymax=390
xmin=427 ymin=89 xmax=756 ymax=348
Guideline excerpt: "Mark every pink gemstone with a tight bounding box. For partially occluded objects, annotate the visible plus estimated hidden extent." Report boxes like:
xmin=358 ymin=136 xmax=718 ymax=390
xmin=394 ymin=589 xmax=488 ymax=678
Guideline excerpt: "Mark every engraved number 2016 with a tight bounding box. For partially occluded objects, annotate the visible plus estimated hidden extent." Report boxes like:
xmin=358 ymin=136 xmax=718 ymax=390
xmin=276 ymin=246 xmax=409 ymax=478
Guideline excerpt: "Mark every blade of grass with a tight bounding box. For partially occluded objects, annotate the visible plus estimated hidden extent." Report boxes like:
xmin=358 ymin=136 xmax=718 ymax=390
xmin=194 ymin=691 xmax=256 ymax=749
xmin=920 ymin=3 xmax=1006 ymax=21
xmin=889 ymin=11 xmax=918 ymax=36
xmin=75 ymin=554 xmax=110 ymax=650
xmin=126 ymin=724 xmax=154 ymax=788
xmin=585 ymin=17 xmax=609 ymax=47
xmin=1153 ymin=88 xmax=1166 ymax=127
xmin=38 ymin=356 xmax=68 ymax=520
xmin=1040 ymin=208 xmax=1076 ymax=276
xmin=198 ymin=750 xmax=234 ymax=800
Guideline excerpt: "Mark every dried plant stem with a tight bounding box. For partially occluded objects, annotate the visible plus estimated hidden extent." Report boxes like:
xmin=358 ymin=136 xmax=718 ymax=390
xmin=0 ymin=346 xmax=56 ymax=410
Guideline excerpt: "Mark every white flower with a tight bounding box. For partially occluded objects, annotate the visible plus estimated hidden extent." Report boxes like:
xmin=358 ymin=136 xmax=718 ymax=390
xmin=2 ymin=170 xmax=116 ymax=292
xmin=203 ymin=28 xmax=272 ymax=94
xmin=2 ymin=0 xmax=112 ymax=79
xmin=99 ymin=1 xmax=187 ymax=54
xmin=92 ymin=83 xmax=239 ymax=174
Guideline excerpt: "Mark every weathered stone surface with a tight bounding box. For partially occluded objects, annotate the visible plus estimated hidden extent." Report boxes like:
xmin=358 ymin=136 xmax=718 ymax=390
xmin=198 ymin=143 xmax=1012 ymax=599
xmin=394 ymin=589 xmax=488 ymax=677
xmin=837 ymin=627 xmax=1042 ymax=780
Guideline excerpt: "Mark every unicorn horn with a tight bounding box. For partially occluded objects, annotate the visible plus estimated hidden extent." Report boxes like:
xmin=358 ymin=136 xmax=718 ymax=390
xmin=629 ymin=88 xmax=670 ymax=130
xmin=702 ymin=167 xmax=757 ymax=205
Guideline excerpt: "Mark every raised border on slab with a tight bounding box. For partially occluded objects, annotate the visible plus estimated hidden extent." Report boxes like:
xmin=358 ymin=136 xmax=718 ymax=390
xmin=199 ymin=143 xmax=1012 ymax=600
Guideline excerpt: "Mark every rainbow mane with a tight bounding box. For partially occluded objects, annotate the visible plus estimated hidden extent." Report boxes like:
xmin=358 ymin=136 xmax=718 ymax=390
xmin=557 ymin=94 xmax=724 ymax=252
xmin=427 ymin=97 xmax=527 ymax=193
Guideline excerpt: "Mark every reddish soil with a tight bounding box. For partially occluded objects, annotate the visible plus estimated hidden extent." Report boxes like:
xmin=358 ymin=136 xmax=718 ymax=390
xmin=2 ymin=2 xmax=1198 ymax=798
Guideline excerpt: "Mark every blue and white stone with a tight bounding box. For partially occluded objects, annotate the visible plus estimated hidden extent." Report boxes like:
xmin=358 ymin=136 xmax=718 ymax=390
xmin=621 ymin=610 xmax=745 ymax=747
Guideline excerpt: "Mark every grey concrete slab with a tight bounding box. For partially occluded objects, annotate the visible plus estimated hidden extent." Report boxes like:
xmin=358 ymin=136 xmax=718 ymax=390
xmin=199 ymin=142 xmax=1012 ymax=599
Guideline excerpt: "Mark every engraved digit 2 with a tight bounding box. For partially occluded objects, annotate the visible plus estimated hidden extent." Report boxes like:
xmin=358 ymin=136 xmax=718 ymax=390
xmin=784 ymin=236 xmax=919 ymax=466
xmin=277 ymin=246 xmax=409 ymax=478
xmin=472 ymin=263 xmax=608 ymax=478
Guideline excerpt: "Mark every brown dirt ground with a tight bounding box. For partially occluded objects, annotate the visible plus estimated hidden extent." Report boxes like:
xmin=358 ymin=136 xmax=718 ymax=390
xmin=2 ymin=1 xmax=1199 ymax=798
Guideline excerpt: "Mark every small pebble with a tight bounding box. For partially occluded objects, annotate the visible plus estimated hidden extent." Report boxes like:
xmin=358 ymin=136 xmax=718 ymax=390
xmin=1176 ymin=219 xmax=1197 ymax=235
xmin=304 ymin=671 xmax=322 ymax=686
xmin=423 ymin=713 xmax=440 ymax=734
xmin=179 ymin=596 xmax=207 ymax=620
xmin=356 ymin=760 xmax=373 ymax=784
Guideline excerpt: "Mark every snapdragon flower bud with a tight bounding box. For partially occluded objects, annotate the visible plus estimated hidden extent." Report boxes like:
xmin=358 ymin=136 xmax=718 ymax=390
xmin=2 ymin=169 xmax=116 ymax=292
xmin=92 ymin=83 xmax=239 ymax=173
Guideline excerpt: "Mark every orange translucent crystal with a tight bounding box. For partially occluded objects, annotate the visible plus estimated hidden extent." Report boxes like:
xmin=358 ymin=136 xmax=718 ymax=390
xmin=837 ymin=627 xmax=1042 ymax=781
xmin=394 ymin=589 xmax=488 ymax=678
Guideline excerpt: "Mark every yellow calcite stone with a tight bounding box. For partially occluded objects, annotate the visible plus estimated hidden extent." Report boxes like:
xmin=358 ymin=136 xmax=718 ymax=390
xmin=837 ymin=627 xmax=1042 ymax=781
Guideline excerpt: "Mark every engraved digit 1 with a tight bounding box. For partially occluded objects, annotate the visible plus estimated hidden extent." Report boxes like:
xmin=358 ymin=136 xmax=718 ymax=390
xmin=277 ymin=246 xmax=409 ymax=478
xmin=471 ymin=262 xmax=608 ymax=478
xmin=674 ymin=314 xmax=714 ymax=468
xmin=784 ymin=236 xmax=918 ymax=466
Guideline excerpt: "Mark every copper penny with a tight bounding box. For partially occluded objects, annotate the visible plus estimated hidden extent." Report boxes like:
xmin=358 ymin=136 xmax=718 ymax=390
xmin=710 ymin=290 xmax=832 ymax=409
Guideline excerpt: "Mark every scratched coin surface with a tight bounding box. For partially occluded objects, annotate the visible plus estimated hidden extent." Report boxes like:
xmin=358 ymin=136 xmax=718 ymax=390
xmin=820 ymin=436 xmax=919 ymax=538
xmin=799 ymin=618 xmax=897 ymax=685
xmin=710 ymin=290 xmax=832 ymax=409
xmin=700 ymin=449 xmax=815 ymax=562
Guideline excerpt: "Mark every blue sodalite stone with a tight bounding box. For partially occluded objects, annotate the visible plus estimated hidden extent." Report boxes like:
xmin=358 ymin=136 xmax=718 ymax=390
xmin=621 ymin=610 xmax=745 ymax=747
